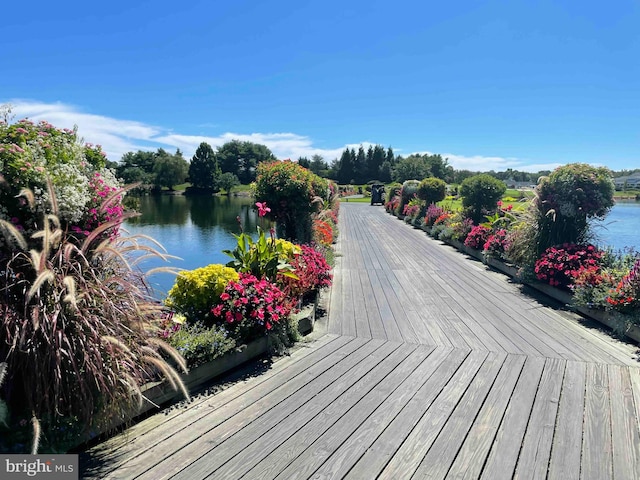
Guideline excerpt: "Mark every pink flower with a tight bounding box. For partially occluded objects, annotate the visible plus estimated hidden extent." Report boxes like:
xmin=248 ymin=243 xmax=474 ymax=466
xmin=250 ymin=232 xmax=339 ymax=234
xmin=255 ymin=202 xmax=271 ymax=217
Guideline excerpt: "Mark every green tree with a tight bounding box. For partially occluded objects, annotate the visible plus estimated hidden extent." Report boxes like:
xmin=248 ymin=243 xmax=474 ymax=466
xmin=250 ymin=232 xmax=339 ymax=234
xmin=218 ymin=172 xmax=240 ymax=195
xmin=189 ymin=142 xmax=220 ymax=190
xmin=335 ymin=148 xmax=356 ymax=184
xmin=117 ymin=150 xmax=156 ymax=185
xmin=417 ymin=177 xmax=447 ymax=205
xmin=392 ymin=155 xmax=431 ymax=183
xmin=355 ymin=146 xmax=367 ymax=184
xmin=153 ymin=149 xmax=188 ymax=191
xmin=297 ymin=156 xmax=311 ymax=169
xmin=217 ymin=140 xmax=276 ymax=184
xmin=460 ymin=174 xmax=507 ymax=223
xmin=309 ymin=154 xmax=328 ymax=176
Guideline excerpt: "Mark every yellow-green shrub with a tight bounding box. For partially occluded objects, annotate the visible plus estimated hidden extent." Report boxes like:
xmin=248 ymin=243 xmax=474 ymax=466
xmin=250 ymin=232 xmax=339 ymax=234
xmin=166 ymin=264 xmax=239 ymax=321
xmin=275 ymin=239 xmax=301 ymax=261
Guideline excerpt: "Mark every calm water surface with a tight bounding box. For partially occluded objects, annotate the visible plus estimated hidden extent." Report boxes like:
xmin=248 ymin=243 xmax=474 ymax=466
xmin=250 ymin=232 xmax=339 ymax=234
xmin=592 ymin=200 xmax=640 ymax=253
xmin=125 ymin=196 xmax=639 ymax=298
xmin=124 ymin=195 xmax=267 ymax=298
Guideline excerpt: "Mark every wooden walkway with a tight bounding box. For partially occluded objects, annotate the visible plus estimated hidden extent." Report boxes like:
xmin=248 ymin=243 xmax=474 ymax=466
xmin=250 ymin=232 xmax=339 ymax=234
xmin=82 ymin=203 xmax=640 ymax=479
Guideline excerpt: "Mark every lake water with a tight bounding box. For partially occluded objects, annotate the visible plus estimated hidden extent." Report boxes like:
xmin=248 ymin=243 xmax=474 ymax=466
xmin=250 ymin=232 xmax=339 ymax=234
xmin=124 ymin=195 xmax=267 ymax=298
xmin=591 ymin=200 xmax=640 ymax=253
xmin=124 ymin=196 xmax=639 ymax=299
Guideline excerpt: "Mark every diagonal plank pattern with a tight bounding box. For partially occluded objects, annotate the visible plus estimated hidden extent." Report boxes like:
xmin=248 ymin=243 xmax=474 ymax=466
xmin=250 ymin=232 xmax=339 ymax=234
xmin=83 ymin=203 xmax=640 ymax=479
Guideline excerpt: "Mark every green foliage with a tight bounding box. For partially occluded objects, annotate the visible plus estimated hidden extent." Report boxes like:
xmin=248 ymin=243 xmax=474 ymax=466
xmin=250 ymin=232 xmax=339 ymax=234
xmin=534 ymin=163 xmax=615 ymax=254
xmin=217 ymin=140 xmax=276 ymax=184
xmin=218 ymin=172 xmax=240 ymax=194
xmin=398 ymin=180 xmax=420 ymax=215
xmin=165 ymin=264 xmax=239 ymax=322
xmin=385 ymin=183 xmax=402 ymax=203
xmin=188 ymin=142 xmax=220 ymax=190
xmin=417 ymin=177 xmax=447 ymax=205
xmin=460 ymin=174 xmax=507 ymax=223
xmin=223 ymin=229 xmax=298 ymax=282
xmin=254 ymin=161 xmax=328 ymax=242
xmin=153 ymin=149 xmax=189 ymax=190
xmin=167 ymin=323 xmax=236 ymax=368
xmin=393 ymin=156 xmax=431 ymax=183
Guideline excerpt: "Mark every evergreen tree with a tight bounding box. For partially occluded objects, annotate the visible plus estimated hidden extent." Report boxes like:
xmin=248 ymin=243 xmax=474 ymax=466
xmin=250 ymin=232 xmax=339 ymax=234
xmin=355 ymin=146 xmax=367 ymax=183
xmin=189 ymin=142 xmax=219 ymax=190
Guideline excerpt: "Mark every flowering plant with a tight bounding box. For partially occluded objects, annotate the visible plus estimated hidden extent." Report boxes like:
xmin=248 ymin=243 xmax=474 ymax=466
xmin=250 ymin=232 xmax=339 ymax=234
xmin=0 ymin=119 xmax=122 ymax=248
xmin=606 ymin=258 xmax=640 ymax=313
xmin=211 ymin=273 xmax=294 ymax=335
xmin=224 ymin=202 xmax=298 ymax=281
xmin=279 ymin=244 xmax=332 ymax=300
xmin=464 ymin=225 xmax=491 ymax=250
xmin=423 ymin=204 xmax=445 ymax=227
xmin=534 ymin=243 xmax=603 ymax=289
xmin=483 ymin=229 xmax=510 ymax=259
xmin=312 ymin=218 xmax=334 ymax=247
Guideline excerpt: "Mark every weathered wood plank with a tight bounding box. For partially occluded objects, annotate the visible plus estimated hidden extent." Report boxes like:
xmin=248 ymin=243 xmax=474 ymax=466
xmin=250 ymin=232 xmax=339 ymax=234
xmin=167 ymin=340 xmax=402 ymax=480
xmin=110 ymin=337 xmax=379 ymax=480
xmin=547 ymin=360 xmax=587 ymax=480
xmin=241 ymin=344 xmax=427 ymax=480
xmin=411 ymin=351 xmax=507 ymax=479
xmin=203 ymin=342 xmax=416 ymax=480
xmin=446 ymin=354 xmax=527 ymax=480
xmin=82 ymin=334 xmax=347 ymax=478
xmin=608 ymin=365 xmax=640 ymax=479
xmin=374 ymin=350 xmax=489 ymax=479
xmin=514 ymin=357 xmax=566 ymax=480
xmin=480 ymin=356 xmax=546 ymax=480
xmin=581 ymin=362 xmax=612 ymax=480
xmin=278 ymin=345 xmax=451 ymax=480
xmin=344 ymin=348 xmax=471 ymax=479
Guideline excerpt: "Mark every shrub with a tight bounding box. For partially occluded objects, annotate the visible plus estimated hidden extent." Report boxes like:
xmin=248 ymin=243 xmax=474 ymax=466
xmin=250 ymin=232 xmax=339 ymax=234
xmin=385 ymin=183 xmax=402 ymax=203
xmin=464 ymin=225 xmax=491 ymax=250
xmin=534 ymin=243 xmax=603 ymax=290
xmin=253 ymin=161 xmax=328 ymax=243
xmin=417 ymin=177 xmax=447 ymax=205
xmin=166 ymin=322 xmax=236 ymax=369
xmin=460 ymin=174 xmax=507 ymax=223
xmin=313 ymin=219 xmax=334 ymax=247
xmin=606 ymin=258 xmax=640 ymax=316
xmin=166 ymin=264 xmax=239 ymax=322
xmin=535 ymin=163 xmax=614 ymax=254
xmin=423 ymin=204 xmax=445 ymax=227
xmin=398 ymin=180 xmax=420 ymax=215
xmin=483 ymin=229 xmax=510 ymax=259
xmin=279 ymin=244 xmax=332 ymax=301
xmin=0 ymin=119 xmax=123 ymax=247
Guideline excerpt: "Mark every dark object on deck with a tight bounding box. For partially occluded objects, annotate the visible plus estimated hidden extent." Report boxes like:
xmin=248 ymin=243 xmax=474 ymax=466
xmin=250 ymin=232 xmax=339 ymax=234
xmin=370 ymin=184 xmax=385 ymax=205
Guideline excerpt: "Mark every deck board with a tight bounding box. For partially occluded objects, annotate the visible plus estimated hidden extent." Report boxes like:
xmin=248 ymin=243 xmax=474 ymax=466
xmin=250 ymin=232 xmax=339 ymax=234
xmin=81 ymin=203 xmax=640 ymax=479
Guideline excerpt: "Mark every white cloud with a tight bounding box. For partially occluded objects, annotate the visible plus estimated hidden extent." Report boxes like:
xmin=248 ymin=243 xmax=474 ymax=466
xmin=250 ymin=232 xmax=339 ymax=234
xmin=4 ymin=99 xmax=557 ymax=172
xmin=411 ymin=150 xmax=561 ymax=173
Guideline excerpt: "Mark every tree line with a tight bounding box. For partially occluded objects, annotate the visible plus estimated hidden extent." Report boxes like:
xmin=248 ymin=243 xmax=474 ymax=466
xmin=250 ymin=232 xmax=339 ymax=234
xmin=113 ymin=137 xmax=639 ymax=193
xmin=115 ymin=140 xmax=276 ymax=193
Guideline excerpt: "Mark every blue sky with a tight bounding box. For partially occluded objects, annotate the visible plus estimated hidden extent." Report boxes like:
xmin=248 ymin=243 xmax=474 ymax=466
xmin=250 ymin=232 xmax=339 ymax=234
xmin=2 ymin=0 xmax=639 ymax=172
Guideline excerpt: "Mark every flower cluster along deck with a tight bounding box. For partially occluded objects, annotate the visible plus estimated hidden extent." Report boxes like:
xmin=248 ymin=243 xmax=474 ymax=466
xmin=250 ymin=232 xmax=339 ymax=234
xmin=81 ymin=203 xmax=640 ymax=479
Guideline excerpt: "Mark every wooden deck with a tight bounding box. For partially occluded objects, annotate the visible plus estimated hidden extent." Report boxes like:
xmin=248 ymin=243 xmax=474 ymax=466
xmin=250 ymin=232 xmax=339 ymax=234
xmin=82 ymin=203 xmax=640 ymax=479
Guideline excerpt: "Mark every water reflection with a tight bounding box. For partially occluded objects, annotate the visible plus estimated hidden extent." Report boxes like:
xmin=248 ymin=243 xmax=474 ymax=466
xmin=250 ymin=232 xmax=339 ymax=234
xmin=123 ymin=194 xmax=264 ymax=298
